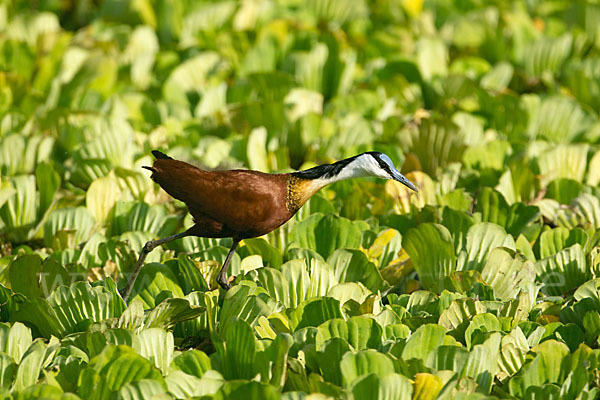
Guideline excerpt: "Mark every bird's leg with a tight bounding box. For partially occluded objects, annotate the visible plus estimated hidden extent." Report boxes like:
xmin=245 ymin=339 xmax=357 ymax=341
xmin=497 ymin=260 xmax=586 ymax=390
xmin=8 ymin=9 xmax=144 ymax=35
xmin=217 ymin=239 xmax=240 ymax=290
xmin=120 ymin=231 xmax=190 ymax=301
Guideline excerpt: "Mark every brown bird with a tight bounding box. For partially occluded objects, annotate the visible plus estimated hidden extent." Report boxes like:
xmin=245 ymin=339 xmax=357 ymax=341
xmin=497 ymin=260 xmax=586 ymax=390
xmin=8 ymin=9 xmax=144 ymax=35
xmin=120 ymin=150 xmax=418 ymax=300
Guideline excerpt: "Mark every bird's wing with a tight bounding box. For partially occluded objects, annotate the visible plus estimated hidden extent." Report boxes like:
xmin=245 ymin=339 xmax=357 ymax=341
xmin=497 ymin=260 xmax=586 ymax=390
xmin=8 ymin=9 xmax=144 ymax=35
xmin=149 ymin=158 xmax=291 ymax=236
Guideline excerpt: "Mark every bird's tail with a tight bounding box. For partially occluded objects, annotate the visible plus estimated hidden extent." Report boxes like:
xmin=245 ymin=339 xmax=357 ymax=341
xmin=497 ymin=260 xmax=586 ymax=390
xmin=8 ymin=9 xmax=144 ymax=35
xmin=152 ymin=150 xmax=172 ymax=160
xmin=143 ymin=150 xmax=171 ymax=176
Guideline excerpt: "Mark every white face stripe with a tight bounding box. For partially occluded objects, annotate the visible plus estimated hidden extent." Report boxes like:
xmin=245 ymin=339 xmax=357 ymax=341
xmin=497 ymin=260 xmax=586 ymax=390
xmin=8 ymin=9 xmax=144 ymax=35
xmin=300 ymin=152 xmax=417 ymax=192
xmin=316 ymin=153 xmax=395 ymax=184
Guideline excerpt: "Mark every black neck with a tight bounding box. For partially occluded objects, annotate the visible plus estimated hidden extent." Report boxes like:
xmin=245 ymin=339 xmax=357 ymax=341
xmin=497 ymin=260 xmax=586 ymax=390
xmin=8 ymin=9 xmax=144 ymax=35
xmin=292 ymin=155 xmax=360 ymax=180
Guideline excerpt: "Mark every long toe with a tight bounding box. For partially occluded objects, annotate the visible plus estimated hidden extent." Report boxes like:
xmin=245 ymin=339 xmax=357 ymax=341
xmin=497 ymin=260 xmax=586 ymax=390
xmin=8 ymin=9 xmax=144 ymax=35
xmin=217 ymin=276 xmax=232 ymax=290
xmin=219 ymin=280 xmax=232 ymax=290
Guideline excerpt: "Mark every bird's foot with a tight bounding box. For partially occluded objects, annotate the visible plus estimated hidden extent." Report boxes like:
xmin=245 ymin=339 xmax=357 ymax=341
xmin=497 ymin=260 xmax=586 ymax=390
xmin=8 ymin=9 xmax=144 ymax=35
xmin=217 ymin=275 xmax=231 ymax=290
xmin=217 ymin=275 xmax=236 ymax=290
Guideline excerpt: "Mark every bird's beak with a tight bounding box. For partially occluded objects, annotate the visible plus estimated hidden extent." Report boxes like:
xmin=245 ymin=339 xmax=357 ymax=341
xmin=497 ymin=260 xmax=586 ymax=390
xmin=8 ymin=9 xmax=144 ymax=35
xmin=391 ymin=170 xmax=418 ymax=192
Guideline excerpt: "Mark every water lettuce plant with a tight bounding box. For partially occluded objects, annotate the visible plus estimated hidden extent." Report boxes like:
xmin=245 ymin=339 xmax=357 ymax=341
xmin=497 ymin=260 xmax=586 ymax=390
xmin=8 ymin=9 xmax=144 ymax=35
xmin=1 ymin=0 xmax=600 ymax=398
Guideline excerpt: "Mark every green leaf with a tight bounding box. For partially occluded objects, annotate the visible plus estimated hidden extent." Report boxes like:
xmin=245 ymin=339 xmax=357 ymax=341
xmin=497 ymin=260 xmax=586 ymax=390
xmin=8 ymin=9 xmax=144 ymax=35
xmin=315 ymin=316 xmax=382 ymax=351
xmin=0 ymin=353 xmax=16 ymax=394
xmin=539 ymin=227 xmax=588 ymax=258
xmin=69 ymin=159 xmax=112 ymax=188
xmin=351 ymin=373 xmax=413 ymax=400
xmin=214 ymin=319 xmax=257 ymax=380
xmin=86 ymin=174 xmax=122 ymax=224
xmin=441 ymin=207 xmax=475 ymax=253
xmin=165 ymin=370 xmax=223 ymax=398
xmin=327 ymin=249 xmax=389 ymax=292
xmin=305 ymin=0 xmax=367 ymax=24
xmin=163 ymin=51 xmax=225 ymax=103
xmin=117 ymin=379 xmax=167 ymax=400
xmin=259 ymin=258 xmax=338 ymax=310
xmin=8 ymin=296 xmax=64 ymax=338
xmin=128 ymin=263 xmax=185 ymax=309
xmin=461 ymin=223 xmax=515 ymax=272
xmin=530 ymin=94 xmax=592 ymax=141
xmin=314 ymin=337 xmax=350 ymax=386
xmin=587 ymin=149 xmax=600 ymax=186
xmin=328 ymin=282 xmax=371 ymax=307
xmin=475 ymin=188 xmax=541 ymax=237
xmin=247 ymin=126 xmax=269 ymax=172
xmin=412 ymin=373 xmax=444 ymax=400
xmin=305 ymin=259 xmax=338 ymax=299
xmin=280 ymin=259 xmax=310 ymax=308
xmin=123 ymin=26 xmax=159 ymax=89
xmin=170 ymin=350 xmax=211 ymax=378
xmin=439 ymin=298 xmax=486 ymax=334
xmin=461 ymin=332 xmax=501 ymax=394
xmin=0 ymin=134 xmax=54 ymax=176
xmin=401 ymin=324 xmax=446 ymax=362
xmin=181 ymin=2 xmax=235 ymax=39
xmin=11 ymin=384 xmax=65 ymax=400
xmin=11 ymin=339 xmax=46 ymax=392
xmin=116 ymin=202 xmax=178 ymax=237
xmin=290 ymin=213 xmax=362 ymax=259
xmin=49 ymin=281 xmax=124 ymax=336
xmin=102 ymin=352 xmax=163 ymax=392
xmin=259 ymin=333 xmax=293 ymax=388
xmin=172 ymin=254 xmax=209 ymax=294
xmin=35 ymin=162 xmax=60 ymax=220
xmin=340 ymin=349 xmax=395 ymax=387
xmin=572 ymin=194 xmax=600 ymax=229
xmin=5 ymin=322 xmax=32 ymax=363
xmin=256 ymin=267 xmax=292 ymax=308
xmin=44 ymin=207 xmax=96 ymax=248
xmin=425 ymin=345 xmax=469 ymax=373
xmin=480 ymin=61 xmax=513 ymax=91
xmin=574 ymin=279 xmax=600 ymax=304
xmin=0 ymin=175 xmax=37 ymax=240
xmin=403 ymin=223 xmax=456 ymax=293
xmin=463 ymin=140 xmax=511 ymax=171
xmin=535 ymin=244 xmax=589 ymax=296
xmin=417 ymin=37 xmax=448 ymax=80
xmin=218 ymin=283 xmax=276 ymax=334
xmin=464 ymin=313 xmax=501 ymax=349
xmin=290 ymin=297 xmax=344 ymax=331
xmin=8 ymin=254 xmax=44 ymax=298
xmin=480 ymin=247 xmax=536 ymax=300
xmin=243 ymin=238 xmax=283 ymax=270
xmin=133 ymin=328 xmax=173 ymax=374
xmin=0 ymin=179 xmax=16 ymax=212
xmin=523 ymin=34 xmax=572 ymax=79
xmin=405 ymin=118 xmax=464 ymax=175
xmin=545 ymin=179 xmax=583 ymax=205
xmin=144 ymin=297 xmax=205 ymax=331
xmin=537 ymin=144 xmax=589 ymax=186
xmin=498 ymin=326 xmax=529 ymax=379
xmin=509 ymin=340 xmax=570 ymax=397
xmin=563 ymin=57 xmax=600 ymax=111
xmin=554 ymin=323 xmax=584 ymax=352
xmin=214 ymin=381 xmax=280 ymax=400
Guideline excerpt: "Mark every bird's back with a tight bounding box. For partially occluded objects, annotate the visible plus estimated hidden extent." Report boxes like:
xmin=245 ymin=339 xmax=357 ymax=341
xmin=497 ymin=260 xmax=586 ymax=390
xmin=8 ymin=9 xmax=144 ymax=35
xmin=147 ymin=155 xmax=293 ymax=239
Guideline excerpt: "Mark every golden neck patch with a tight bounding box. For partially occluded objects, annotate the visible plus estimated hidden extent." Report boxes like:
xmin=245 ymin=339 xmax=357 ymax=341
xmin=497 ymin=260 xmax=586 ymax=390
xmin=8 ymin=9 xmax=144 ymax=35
xmin=286 ymin=175 xmax=327 ymax=212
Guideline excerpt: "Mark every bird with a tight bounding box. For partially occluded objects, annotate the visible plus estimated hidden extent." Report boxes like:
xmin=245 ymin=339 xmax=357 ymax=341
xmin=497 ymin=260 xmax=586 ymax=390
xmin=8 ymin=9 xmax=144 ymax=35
xmin=119 ymin=150 xmax=418 ymax=300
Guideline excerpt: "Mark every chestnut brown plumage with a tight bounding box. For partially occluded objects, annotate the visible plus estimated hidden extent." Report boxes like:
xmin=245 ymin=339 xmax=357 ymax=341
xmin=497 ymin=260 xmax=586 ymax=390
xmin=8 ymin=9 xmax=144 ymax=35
xmin=120 ymin=150 xmax=417 ymax=300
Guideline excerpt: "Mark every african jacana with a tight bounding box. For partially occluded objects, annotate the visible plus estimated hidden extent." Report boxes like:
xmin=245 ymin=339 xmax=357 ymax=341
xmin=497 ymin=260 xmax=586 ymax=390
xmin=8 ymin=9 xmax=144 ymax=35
xmin=120 ymin=150 xmax=417 ymax=300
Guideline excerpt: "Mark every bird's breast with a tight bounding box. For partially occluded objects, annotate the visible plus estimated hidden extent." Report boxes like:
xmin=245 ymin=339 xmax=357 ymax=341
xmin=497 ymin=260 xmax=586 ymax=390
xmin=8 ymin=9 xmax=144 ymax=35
xmin=286 ymin=176 xmax=326 ymax=213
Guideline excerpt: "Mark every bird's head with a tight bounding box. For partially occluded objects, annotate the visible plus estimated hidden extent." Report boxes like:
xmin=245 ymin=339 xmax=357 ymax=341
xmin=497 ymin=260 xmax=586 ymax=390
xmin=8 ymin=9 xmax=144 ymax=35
xmin=288 ymin=151 xmax=417 ymax=211
xmin=293 ymin=152 xmax=418 ymax=192
xmin=349 ymin=152 xmax=418 ymax=191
